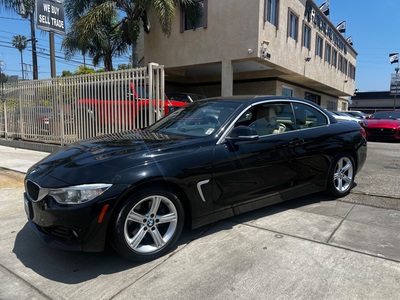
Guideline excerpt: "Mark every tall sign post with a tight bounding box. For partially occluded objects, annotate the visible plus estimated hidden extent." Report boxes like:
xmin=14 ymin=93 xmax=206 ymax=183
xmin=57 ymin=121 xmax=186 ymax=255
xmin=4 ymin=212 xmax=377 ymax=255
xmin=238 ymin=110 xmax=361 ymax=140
xmin=389 ymin=53 xmax=399 ymax=110
xmin=36 ymin=0 xmax=66 ymax=143
xmin=36 ymin=0 xmax=66 ymax=78
xmin=390 ymin=69 xmax=400 ymax=110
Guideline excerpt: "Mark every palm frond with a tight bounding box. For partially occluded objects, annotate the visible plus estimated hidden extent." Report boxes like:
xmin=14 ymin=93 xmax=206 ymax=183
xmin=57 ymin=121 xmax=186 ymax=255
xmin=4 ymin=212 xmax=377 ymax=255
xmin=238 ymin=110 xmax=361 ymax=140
xmin=147 ymin=0 xmax=176 ymax=35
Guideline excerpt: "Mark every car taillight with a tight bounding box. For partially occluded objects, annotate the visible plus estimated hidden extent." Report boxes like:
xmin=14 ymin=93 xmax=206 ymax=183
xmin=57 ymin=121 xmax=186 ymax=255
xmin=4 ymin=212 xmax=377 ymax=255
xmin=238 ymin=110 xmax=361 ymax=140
xmin=41 ymin=117 xmax=49 ymax=124
xmin=358 ymin=120 xmax=368 ymax=127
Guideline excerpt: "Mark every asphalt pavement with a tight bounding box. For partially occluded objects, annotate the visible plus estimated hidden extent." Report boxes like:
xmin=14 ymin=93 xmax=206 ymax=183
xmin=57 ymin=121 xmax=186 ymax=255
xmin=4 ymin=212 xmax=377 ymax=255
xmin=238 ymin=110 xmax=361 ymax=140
xmin=0 ymin=143 xmax=399 ymax=300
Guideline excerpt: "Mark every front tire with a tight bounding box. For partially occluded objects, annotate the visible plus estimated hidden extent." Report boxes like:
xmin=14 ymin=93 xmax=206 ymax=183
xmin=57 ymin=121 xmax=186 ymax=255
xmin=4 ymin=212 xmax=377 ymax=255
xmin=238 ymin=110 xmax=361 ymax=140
xmin=111 ymin=186 xmax=185 ymax=262
xmin=326 ymin=152 xmax=355 ymax=197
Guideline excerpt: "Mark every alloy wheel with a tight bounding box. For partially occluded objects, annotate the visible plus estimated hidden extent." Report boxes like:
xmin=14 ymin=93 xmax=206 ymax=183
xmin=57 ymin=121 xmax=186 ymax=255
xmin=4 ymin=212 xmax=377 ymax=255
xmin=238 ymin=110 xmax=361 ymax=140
xmin=333 ymin=156 xmax=354 ymax=193
xmin=123 ymin=195 xmax=178 ymax=254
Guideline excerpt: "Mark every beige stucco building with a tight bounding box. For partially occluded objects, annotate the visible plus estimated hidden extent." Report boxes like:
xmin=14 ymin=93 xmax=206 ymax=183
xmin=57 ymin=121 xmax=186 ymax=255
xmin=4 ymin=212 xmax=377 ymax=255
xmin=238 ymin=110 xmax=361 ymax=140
xmin=144 ymin=0 xmax=357 ymax=110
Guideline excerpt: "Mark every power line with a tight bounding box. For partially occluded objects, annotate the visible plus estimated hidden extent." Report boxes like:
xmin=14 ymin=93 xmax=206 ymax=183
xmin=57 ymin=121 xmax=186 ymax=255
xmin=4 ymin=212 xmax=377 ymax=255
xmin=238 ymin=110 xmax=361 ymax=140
xmin=0 ymin=16 xmax=28 ymax=22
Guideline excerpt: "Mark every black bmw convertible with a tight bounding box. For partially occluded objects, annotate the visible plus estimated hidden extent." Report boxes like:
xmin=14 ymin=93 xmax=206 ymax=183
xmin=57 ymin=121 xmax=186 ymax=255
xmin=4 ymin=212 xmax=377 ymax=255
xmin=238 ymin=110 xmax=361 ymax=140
xmin=24 ymin=96 xmax=367 ymax=261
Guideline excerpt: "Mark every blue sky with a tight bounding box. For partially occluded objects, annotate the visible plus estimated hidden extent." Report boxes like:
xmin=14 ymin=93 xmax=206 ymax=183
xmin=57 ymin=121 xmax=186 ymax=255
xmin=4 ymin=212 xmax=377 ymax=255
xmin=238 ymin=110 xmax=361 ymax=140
xmin=0 ymin=0 xmax=399 ymax=92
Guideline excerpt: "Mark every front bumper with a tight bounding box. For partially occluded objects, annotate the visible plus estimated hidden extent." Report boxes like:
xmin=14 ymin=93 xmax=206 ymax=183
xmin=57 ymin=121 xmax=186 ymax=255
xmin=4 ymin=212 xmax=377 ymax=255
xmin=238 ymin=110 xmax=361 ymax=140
xmin=366 ymin=128 xmax=400 ymax=140
xmin=24 ymin=192 xmax=111 ymax=252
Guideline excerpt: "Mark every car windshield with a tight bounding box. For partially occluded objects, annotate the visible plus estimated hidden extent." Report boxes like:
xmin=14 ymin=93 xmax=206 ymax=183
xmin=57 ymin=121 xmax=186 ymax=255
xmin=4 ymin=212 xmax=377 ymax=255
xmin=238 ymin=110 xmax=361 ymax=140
xmin=371 ymin=111 xmax=400 ymax=120
xmin=134 ymin=85 xmax=149 ymax=98
xmin=21 ymin=106 xmax=52 ymax=115
xmin=147 ymin=100 xmax=242 ymax=137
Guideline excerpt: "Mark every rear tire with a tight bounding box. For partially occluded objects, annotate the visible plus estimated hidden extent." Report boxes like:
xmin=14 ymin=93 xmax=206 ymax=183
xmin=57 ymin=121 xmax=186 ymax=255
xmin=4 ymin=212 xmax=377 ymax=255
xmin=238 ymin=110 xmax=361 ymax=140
xmin=111 ymin=186 xmax=185 ymax=262
xmin=326 ymin=152 xmax=355 ymax=197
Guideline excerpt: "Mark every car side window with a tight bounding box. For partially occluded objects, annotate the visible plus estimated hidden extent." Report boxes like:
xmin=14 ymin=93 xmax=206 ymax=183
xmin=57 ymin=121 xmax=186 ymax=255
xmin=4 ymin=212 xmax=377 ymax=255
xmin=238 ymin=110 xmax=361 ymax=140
xmin=292 ymin=103 xmax=328 ymax=129
xmin=236 ymin=103 xmax=294 ymax=136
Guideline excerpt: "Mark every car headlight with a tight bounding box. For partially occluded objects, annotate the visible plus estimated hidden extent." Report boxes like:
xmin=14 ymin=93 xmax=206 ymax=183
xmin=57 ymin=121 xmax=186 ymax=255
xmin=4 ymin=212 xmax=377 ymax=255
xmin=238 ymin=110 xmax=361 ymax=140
xmin=48 ymin=183 xmax=112 ymax=205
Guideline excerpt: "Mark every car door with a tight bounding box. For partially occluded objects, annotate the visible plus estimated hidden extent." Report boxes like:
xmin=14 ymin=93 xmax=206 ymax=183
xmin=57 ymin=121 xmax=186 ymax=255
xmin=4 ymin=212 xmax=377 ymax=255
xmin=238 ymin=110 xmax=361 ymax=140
xmin=211 ymin=101 xmax=300 ymax=209
xmin=211 ymin=100 xmax=331 ymax=211
xmin=282 ymin=102 xmax=332 ymax=190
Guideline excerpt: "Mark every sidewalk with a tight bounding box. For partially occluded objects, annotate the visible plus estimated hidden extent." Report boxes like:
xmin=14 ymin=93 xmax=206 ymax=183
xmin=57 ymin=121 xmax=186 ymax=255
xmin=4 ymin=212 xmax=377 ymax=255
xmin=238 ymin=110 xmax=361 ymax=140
xmin=0 ymin=145 xmax=50 ymax=173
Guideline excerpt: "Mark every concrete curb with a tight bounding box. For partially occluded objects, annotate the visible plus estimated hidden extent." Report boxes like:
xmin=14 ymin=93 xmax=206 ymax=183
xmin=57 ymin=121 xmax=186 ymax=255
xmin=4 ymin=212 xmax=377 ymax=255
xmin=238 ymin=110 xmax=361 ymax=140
xmin=0 ymin=139 xmax=62 ymax=154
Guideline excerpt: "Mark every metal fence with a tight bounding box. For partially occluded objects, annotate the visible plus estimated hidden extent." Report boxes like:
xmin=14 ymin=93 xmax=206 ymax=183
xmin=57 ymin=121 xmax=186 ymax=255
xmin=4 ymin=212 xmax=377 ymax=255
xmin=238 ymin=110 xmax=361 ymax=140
xmin=0 ymin=63 xmax=166 ymax=146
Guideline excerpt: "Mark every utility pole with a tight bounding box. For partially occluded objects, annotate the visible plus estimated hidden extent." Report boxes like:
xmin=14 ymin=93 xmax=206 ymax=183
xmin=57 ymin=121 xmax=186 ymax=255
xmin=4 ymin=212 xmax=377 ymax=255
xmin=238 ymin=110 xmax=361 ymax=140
xmin=29 ymin=11 xmax=39 ymax=80
xmin=19 ymin=3 xmax=39 ymax=80
xmin=49 ymin=32 xmax=56 ymax=78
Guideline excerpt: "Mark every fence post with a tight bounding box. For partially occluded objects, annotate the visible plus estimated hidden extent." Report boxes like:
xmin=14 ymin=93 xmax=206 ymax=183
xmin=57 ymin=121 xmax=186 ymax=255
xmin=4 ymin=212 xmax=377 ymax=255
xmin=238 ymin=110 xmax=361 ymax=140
xmin=147 ymin=63 xmax=155 ymax=124
xmin=2 ymin=96 xmax=7 ymax=138
xmin=18 ymin=82 xmax=24 ymax=139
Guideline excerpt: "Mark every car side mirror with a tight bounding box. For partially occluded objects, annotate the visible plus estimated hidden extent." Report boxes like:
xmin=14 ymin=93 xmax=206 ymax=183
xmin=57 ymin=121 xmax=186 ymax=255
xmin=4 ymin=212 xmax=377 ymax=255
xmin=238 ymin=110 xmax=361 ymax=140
xmin=226 ymin=125 xmax=259 ymax=141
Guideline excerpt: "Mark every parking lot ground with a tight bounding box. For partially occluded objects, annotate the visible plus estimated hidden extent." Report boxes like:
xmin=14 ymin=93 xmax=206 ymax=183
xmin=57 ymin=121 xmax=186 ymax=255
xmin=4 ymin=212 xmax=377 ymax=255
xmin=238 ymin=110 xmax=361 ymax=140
xmin=0 ymin=143 xmax=399 ymax=300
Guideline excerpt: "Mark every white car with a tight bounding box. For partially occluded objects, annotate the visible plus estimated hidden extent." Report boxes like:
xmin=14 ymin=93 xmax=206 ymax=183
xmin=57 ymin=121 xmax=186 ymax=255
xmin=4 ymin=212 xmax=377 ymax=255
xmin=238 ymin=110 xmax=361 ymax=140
xmin=330 ymin=111 xmax=361 ymax=123
xmin=341 ymin=110 xmax=369 ymax=119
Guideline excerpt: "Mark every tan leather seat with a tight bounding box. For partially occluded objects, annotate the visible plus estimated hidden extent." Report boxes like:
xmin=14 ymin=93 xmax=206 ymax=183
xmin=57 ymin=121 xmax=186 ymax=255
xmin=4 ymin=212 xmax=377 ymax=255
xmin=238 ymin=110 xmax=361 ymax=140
xmin=295 ymin=108 xmax=308 ymax=128
xmin=250 ymin=106 xmax=280 ymax=135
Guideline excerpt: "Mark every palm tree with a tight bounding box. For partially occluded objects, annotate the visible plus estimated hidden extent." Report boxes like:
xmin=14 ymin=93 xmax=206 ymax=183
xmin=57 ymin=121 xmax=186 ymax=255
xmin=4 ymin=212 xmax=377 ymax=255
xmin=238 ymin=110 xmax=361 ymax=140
xmin=64 ymin=0 xmax=201 ymax=68
xmin=12 ymin=34 xmax=27 ymax=80
xmin=62 ymin=10 xmax=128 ymax=71
xmin=0 ymin=0 xmax=38 ymax=79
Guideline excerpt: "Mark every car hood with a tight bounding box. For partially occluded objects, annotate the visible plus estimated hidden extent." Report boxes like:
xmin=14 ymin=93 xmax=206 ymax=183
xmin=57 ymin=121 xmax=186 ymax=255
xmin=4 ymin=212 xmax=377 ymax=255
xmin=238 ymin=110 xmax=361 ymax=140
xmin=26 ymin=130 xmax=204 ymax=186
xmin=366 ymin=119 xmax=400 ymax=128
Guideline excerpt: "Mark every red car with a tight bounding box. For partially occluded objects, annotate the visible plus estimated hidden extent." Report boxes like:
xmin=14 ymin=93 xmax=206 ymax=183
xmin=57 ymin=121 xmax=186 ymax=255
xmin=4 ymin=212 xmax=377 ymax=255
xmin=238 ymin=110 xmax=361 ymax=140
xmin=76 ymin=83 xmax=187 ymax=137
xmin=362 ymin=111 xmax=400 ymax=140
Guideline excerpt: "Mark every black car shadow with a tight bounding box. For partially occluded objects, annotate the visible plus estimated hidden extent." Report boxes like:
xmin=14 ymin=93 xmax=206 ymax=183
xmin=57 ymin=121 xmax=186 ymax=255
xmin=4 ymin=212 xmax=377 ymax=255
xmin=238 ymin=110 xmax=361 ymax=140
xmin=12 ymin=192 xmax=335 ymax=284
xmin=193 ymin=192 xmax=337 ymax=238
xmin=13 ymin=223 xmax=135 ymax=283
xmin=12 ymin=222 xmax=205 ymax=284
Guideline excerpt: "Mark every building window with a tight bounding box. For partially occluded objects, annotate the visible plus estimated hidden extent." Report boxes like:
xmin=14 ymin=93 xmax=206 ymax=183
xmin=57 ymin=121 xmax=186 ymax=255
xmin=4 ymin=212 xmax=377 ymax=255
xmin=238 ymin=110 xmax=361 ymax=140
xmin=303 ymin=24 xmax=311 ymax=49
xmin=332 ymin=50 xmax=337 ymax=68
xmin=338 ymin=55 xmax=343 ymax=71
xmin=316 ymin=35 xmax=323 ymax=58
xmin=343 ymin=58 xmax=348 ymax=75
xmin=325 ymin=43 xmax=331 ymax=64
xmin=282 ymin=87 xmax=293 ymax=97
xmin=265 ymin=0 xmax=279 ymax=26
xmin=349 ymin=63 xmax=356 ymax=80
xmin=304 ymin=92 xmax=321 ymax=105
xmin=181 ymin=0 xmax=207 ymax=31
xmin=288 ymin=11 xmax=298 ymax=41
xmin=327 ymin=101 xmax=337 ymax=111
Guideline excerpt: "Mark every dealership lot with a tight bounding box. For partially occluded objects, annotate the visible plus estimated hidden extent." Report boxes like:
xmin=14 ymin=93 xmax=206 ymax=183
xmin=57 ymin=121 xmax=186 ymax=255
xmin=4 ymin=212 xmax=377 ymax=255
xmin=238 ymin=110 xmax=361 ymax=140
xmin=0 ymin=142 xmax=399 ymax=300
